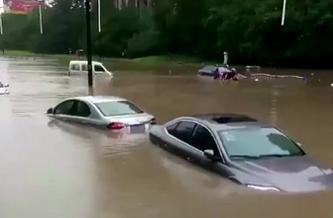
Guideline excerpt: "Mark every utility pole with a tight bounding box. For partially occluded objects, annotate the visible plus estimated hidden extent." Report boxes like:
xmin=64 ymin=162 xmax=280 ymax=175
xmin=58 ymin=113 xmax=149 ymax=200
xmin=38 ymin=0 xmax=44 ymax=34
xmin=97 ymin=0 xmax=101 ymax=32
xmin=85 ymin=0 xmax=93 ymax=87
xmin=0 ymin=13 xmax=3 ymax=35
xmin=0 ymin=10 xmax=3 ymax=55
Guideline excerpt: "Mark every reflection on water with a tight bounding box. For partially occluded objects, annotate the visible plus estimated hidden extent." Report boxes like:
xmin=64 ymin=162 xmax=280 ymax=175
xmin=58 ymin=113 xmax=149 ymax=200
xmin=0 ymin=57 xmax=333 ymax=218
xmin=47 ymin=119 xmax=147 ymax=158
xmin=270 ymin=89 xmax=279 ymax=125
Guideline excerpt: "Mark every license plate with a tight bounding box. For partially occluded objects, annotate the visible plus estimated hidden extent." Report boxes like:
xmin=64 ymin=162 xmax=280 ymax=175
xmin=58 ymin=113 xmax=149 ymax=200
xmin=130 ymin=124 xmax=145 ymax=133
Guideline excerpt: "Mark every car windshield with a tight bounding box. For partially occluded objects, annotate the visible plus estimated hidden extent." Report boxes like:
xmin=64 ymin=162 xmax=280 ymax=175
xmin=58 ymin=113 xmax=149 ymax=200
xmin=95 ymin=101 xmax=143 ymax=117
xmin=219 ymin=128 xmax=305 ymax=160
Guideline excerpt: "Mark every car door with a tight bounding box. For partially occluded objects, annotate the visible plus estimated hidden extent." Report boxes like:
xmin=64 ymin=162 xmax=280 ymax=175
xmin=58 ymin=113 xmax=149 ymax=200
xmin=191 ymin=124 xmax=229 ymax=176
xmin=53 ymin=100 xmax=76 ymax=121
xmin=94 ymin=64 xmax=106 ymax=75
xmin=165 ymin=121 xmax=197 ymax=161
xmin=54 ymin=100 xmax=95 ymax=125
xmin=81 ymin=63 xmax=88 ymax=73
xmin=168 ymin=122 xmax=220 ymax=165
xmin=70 ymin=100 xmax=96 ymax=125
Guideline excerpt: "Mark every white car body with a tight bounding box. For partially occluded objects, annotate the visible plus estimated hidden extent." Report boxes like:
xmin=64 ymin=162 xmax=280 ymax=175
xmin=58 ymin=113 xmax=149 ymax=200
xmin=68 ymin=60 xmax=113 ymax=78
xmin=47 ymin=96 xmax=155 ymax=133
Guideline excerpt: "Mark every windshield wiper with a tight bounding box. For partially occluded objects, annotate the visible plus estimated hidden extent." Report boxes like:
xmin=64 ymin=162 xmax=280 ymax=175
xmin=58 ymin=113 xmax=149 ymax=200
xmin=230 ymin=154 xmax=297 ymax=160
xmin=257 ymin=154 xmax=290 ymax=158
xmin=230 ymin=155 xmax=261 ymax=160
xmin=230 ymin=153 xmax=303 ymax=160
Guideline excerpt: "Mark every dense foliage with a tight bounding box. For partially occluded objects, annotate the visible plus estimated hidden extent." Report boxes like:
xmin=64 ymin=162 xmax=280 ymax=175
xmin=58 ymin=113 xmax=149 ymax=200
xmin=1 ymin=0 xmax=333 ymax=67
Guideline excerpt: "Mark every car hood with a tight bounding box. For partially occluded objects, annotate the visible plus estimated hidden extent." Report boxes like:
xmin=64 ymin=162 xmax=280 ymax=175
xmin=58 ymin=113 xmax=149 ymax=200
xmin=232 ymin=155 xmax=333 ymax=192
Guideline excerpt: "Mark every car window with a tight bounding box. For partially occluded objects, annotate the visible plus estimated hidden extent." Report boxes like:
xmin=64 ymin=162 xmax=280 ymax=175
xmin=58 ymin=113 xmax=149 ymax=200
xmin=94 ymin=65 xmax=105 ymax=72
xmin=95 ymin=101 xmax=143 ymax=117
xmin=71 ymin=64 xmax=80 ymax=71
xmin=73 ymin=101 xmax=91 ymax=117
xmin=168 ymin=121 xmax=196 ymax=145
xmin=166 ymin=122 xmax=179 ymax=135
xmin=219 ymin=127 xmax=305 ymax=159
xmin=54 ymin=100 xmax=75 ymax=115
xmin=192 ymin=125 xmax=220 ymax=155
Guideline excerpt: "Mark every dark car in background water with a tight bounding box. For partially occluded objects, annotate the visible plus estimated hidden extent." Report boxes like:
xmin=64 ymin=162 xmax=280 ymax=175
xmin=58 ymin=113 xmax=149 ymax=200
xmin=198 ymin=65 xmax=241 ymax=80
xmin=197 ymin=65 xmax=218 ymax=76
xmin=149 ymin=114 xmax=333 ymax=192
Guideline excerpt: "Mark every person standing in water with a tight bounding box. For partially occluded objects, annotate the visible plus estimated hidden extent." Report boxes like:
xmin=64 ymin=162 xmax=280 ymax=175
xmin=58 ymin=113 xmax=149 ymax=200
xmin=223 ymin=51 xmax=228 ymax=66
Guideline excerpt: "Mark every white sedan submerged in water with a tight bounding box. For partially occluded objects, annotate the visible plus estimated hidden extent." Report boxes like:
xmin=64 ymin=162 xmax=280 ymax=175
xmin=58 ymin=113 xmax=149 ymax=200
xmin=47 ymin=96 xmax=155 ymax=133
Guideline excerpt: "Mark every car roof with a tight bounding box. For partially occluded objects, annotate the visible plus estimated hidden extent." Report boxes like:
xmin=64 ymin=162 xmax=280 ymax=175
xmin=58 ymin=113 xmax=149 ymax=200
xmin=176 ymin=113 xmax=269 ymax=131
xmin=68 ymin=95 xmax=127 ymax=103
xmin=202 ymin=65 xmax=216 ymax=68
xmin=192 ymin=113 xmax=256 ymax=122
xmin=69 ymin=60 xmax=103 ymax=65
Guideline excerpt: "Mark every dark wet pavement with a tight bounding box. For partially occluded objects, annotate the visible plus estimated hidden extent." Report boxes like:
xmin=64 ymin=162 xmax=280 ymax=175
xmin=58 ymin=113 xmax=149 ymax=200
xmin=1 ymin=57 xmax=333 ymax=218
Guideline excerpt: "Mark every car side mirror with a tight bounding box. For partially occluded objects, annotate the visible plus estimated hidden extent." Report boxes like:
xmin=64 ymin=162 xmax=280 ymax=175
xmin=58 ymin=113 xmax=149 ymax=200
xmin=204 ymin=149 xmax=220 ymax=161
xmin=47 ymin=108 xmax=54 ymax=114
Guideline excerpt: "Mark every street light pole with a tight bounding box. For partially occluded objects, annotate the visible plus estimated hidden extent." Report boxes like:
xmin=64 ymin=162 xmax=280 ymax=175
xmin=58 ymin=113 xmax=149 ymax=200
xmin=85 ymin=0 xmax=93 ymax=87
xmin=281 ymin=0 xmax=287 ymax=26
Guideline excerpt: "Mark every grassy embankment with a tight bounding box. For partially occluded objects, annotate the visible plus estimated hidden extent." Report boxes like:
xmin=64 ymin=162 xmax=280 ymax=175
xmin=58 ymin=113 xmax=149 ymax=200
xmin=2 ymin=50 xmax=208 ymax=74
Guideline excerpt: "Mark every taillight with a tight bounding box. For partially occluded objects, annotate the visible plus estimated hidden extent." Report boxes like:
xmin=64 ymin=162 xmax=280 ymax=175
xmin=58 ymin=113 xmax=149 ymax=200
xmin=107 ymin=122 xmax=125 ymax=130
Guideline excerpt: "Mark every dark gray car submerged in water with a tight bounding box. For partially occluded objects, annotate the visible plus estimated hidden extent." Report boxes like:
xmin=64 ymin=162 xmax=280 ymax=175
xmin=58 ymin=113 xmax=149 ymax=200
xmin=149 ymin=114 xmax=333 ymax=192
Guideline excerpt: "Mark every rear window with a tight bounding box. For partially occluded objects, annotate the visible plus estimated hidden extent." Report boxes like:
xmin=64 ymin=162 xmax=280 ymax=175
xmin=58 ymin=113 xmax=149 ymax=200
xmin=81 ymin=64 xmax=88 ymax=71
xmin=71 ymin=64 xmax=80 ymax=71
xmin=95 ymin=101 xmax=143 ymax=117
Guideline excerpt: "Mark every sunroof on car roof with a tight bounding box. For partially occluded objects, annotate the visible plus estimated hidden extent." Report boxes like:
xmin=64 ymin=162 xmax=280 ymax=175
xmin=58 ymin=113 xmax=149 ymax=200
xmin=193 ymin=113 xmax=257 ymax=124
xmin=212 ymin=116 xmax=257 ymax=124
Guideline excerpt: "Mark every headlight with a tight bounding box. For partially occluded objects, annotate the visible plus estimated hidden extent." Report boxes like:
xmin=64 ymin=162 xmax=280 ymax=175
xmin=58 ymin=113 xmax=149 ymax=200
xmin=247 ymin=184 xmax=280 ymax=192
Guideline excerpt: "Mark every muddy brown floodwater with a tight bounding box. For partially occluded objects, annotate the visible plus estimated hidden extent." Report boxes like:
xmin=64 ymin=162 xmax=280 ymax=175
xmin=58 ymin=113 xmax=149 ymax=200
xmin=0 ymin=57 xmax=333 ymax=218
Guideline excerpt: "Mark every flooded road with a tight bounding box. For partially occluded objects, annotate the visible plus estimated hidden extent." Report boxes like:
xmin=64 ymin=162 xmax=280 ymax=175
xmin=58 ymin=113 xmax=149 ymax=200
xmin=0 ymin=57 xmax=333 ymax=218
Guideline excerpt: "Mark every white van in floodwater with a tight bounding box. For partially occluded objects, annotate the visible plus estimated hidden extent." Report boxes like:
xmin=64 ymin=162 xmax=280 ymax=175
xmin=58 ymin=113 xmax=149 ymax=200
xmin=68 ymin=60 xmax=113 ymax=78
